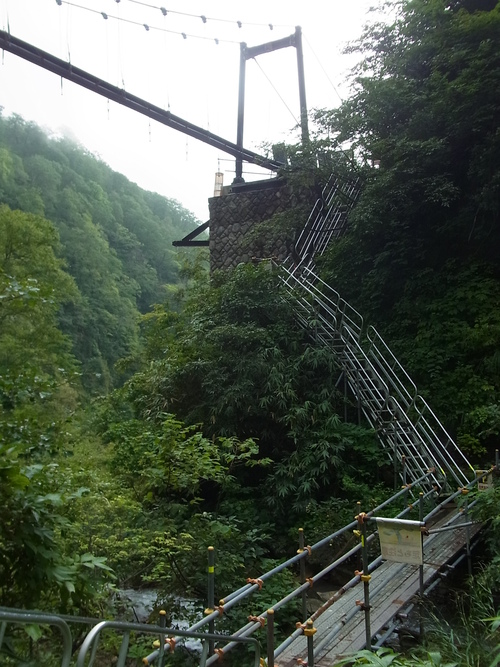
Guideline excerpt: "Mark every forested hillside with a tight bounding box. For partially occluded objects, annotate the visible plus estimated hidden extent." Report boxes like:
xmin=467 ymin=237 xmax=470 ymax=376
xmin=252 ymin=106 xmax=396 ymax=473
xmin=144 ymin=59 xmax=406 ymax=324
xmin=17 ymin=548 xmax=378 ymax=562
xmin=0 ymin=110 xmax=198 ymax=391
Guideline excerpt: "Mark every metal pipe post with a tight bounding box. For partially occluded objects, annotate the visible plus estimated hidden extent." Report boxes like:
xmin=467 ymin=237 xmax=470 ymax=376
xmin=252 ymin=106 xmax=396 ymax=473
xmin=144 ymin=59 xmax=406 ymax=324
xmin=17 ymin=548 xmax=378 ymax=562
xmin=158 ymin=611 xmax=166 ymax=667
xmin=235 ymin=42 xmax=247 ymax=183
xmin=0 ymin=622 xmax=6 ymax=651
xmin=267 ymin=609 xmax=275 ymax=667
xmin=358 ymin=512 xmax=372 ymax=650
xmin=463 ymin=493 xmax=472 ymax=575
xmin=298 ymin=528 xmax=307 ymax=621
xmin=294 ymin=26 xmax=309 ymax=143
xmin=343 ymin=371 xmax=348 ymax=422
xmin=356 ymin=501 xmax=362 ymax=573
xmin=206 ymin=546 xmax=216 ymax=656
xmin=304 ymin=619 xmax=317 ymax=667
xmin=356 ymin=368 xmax=361 ymax=425
xmin=402 ymin=456 xmax=408 ymax=506
xmin=116 ymin=632 xmax=130 ymax=667
xmin=394 ymin=439 xmax=398 ymax=491
xmin=419 ymin=493 xmax=424 ymax=639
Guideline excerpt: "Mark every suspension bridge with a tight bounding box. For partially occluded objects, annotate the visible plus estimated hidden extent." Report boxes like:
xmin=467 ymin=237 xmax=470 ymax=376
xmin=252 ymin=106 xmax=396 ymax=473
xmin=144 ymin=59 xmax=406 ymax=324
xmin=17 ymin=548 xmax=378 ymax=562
xmin=0 ymin=10 xmax=496 ymax=667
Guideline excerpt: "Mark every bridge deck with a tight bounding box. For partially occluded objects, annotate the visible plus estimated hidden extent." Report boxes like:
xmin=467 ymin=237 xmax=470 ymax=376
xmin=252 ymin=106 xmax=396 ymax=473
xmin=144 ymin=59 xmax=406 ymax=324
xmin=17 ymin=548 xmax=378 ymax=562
xmin=276 ymin=506 xmax=480 ymax=667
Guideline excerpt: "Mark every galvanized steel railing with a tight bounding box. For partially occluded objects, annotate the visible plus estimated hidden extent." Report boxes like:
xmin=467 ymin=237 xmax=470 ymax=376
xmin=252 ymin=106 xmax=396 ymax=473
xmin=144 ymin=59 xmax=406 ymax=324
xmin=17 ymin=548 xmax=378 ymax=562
xmin=1 ymin=470 xmax=492 ymax=666
xmin=0 ymin=608 xmax=261 ymax=667
xmin=278 ymin=171 xmax=474 ymax=490
xmin=0 ymin=610 xmax=73 ymax=667
xmin=294 ymin=173 xmax=362 ymax=267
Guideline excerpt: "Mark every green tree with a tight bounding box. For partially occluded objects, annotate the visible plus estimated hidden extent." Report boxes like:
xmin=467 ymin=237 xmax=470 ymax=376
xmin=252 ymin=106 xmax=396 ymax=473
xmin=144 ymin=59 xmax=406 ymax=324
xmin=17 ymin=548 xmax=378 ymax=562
xmin=0 ymin=206 xmax=80 ymax=452
xmin=316 ymin=0 xmax=500 ymax=451
xmin=0 ymin=109 xmax=201 ymax=393
xmin=103 ymin=264 xmax=381 ymax=519
xmin=0 ymin=207 xmax=116 ymax=610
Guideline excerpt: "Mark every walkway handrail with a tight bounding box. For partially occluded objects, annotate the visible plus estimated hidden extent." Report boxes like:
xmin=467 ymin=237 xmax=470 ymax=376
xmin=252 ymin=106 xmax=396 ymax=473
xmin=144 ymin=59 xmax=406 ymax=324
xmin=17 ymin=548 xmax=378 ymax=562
xmin=423 ymin=465 xmax=495 ymax=524
xmin=0 ymin=610 xmax=73 ymax=667
xmin=272 ymin=486 xmax=438 ymax=662
xmin=75 ymin=620 xmax=261 ymax=667
xmin=187 ymin=470 xmax=435 ymax=635
xmin=2 ymin=466 xmax=490 ymax=666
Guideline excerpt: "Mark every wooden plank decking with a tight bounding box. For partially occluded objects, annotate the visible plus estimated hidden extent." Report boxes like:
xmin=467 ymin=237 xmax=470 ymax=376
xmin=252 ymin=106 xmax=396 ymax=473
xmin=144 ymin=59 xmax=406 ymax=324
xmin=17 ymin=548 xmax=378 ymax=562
xmin=276 ymin=507 xmax=480 ymax=667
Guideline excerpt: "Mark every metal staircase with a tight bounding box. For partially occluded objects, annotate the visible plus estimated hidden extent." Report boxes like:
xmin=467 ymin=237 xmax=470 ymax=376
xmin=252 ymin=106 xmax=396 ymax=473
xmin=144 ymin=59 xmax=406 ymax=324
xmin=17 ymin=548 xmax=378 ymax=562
xmin=277 ymin=173 xmax=474 ymax=491
xmin=294 ymin=173 xmax=362 ymax=267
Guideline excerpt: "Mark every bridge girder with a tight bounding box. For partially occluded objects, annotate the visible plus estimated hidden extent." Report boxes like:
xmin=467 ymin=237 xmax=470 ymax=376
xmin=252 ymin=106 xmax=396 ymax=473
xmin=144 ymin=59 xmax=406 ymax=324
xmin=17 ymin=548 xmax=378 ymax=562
xmin=0 ymin=30 xmax=283 ymax=173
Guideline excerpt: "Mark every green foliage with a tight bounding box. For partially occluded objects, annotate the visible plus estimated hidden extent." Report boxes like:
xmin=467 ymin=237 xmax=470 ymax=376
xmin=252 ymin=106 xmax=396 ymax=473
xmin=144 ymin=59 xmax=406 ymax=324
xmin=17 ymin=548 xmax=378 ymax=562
xmin=0 ymin=110 xmax=201 ymax=392
xmin=0 ymin=205 xmax=117 ymax=612
xmin=58 ymin=439 xmax=186 ymax=589
xmin=104 ymin=412 xmax=268 ymax=501
xmin=471 ymin=482 xmax=500 ymax=590
xmin=336 ymin=647 xmax=457 ymax=666
xmin=104 ymin=263 xmax=381 ymax=523
xmin=315 ymin=0 xmax=500 ymax=450
xmin=0 ymin=445 xmax=113 ymax=610
xmin=0 ymin=206 xmax=81 ymax=457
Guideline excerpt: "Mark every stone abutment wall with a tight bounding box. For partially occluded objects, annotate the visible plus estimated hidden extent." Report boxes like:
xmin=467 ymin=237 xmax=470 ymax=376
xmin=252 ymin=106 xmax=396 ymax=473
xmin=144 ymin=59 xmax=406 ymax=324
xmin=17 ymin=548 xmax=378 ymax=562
xmin=208 ymin=179 xmax=314 ymax=272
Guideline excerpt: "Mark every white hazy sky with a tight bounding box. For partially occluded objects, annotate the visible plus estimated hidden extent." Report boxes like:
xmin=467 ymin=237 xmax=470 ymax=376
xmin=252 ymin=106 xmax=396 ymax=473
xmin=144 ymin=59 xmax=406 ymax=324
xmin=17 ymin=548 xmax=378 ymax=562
xmin=0 ymin=0 xmax=377 ymax=221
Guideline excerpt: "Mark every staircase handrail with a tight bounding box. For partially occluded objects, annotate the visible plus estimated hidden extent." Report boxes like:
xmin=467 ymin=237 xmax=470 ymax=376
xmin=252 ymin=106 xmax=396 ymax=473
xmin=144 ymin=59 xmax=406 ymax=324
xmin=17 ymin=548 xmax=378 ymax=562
xmin=413 ymin=395 xmax=476 ymax=484
xmin=277 ymin=164 xmax=475 ymax=489
xmin=294 ymin=174 xmax=361 ymax=264
xmin=337 ymin=327 xmax=447 ymax=486
xmin=366 ymin=325 xmax=418 ymax=411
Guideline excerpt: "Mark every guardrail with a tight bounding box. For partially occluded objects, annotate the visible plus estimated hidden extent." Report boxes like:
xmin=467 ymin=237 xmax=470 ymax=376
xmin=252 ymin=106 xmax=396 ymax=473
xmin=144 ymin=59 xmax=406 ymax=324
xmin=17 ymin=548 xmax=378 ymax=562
xmin=1 ymin=464 xmax=494 ymax=666
xmin=151 ymin=471 xmax=436 ymax=666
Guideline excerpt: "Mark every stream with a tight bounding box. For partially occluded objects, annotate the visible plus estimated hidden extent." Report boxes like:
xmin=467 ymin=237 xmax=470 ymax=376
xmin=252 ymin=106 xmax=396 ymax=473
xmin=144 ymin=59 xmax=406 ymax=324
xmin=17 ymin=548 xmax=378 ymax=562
xmin=118 ymin=589 xmax=203 ymax=652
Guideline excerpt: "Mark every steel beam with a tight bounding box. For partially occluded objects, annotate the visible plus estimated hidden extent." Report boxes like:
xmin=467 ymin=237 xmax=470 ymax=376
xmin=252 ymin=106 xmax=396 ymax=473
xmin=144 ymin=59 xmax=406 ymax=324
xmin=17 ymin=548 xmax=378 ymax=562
xmin=0 ymin=30 xmax=282 ymax=172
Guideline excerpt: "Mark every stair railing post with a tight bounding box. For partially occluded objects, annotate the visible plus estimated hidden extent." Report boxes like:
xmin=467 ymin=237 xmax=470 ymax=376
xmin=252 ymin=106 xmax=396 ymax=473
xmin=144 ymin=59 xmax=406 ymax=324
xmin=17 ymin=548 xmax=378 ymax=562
xmin=463 ymin=490 xmax=472 ymax=575
xmin=393 ymin=436 xmax=398 ymax=491
xmin=267 ymin=608 xmax=275 ymax=667
xmin=356 ymin=501 xmax=362 ymax=573
xmin=356 ymin=367 xmax=361 ymax=425
xmin=356 ymin=511 xmax=372 ymax=650
xmin=343 ymin=370 xmax=348 ymax=422
xmin=304 ymin=619 xmax=317 ymax=667
xmin=298 ymin=528 xmax=308 ymax=622
xmin=419 ymin=492 xmax=425 ymax=639
xmin=402 ymin=456 xmax=408 ymax=506
xmin=205 ymin=546 xmax=216 ymax=656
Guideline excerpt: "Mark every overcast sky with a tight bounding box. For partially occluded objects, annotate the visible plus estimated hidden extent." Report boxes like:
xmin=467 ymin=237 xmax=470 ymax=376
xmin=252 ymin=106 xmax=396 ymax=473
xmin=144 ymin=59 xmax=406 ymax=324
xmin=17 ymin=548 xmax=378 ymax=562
xmin=0 ymin=0 xmax=378 ymax=221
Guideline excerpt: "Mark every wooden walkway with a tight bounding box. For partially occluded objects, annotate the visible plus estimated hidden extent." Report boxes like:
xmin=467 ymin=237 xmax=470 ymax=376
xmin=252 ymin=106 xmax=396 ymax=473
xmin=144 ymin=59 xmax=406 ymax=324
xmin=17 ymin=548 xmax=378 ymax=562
xmin=276 ymin=507 xmax=480 ymax=667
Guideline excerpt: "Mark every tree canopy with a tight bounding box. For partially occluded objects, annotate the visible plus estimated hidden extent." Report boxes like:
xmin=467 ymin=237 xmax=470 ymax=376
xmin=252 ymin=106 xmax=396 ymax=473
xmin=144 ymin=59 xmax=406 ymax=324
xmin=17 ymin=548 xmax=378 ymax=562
xmin=316 ymin=0 xmax=500 ymax=453
xmin=0 ymin=110 xmax=199 ymax=391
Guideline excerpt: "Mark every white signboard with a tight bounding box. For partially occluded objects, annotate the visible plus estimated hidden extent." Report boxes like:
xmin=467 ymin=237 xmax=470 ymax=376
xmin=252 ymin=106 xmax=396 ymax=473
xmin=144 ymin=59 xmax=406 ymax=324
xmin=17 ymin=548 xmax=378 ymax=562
xmin=376 ymin=518 xmax=423 ymax=565
xmin=475 ymin=470 xmax=493 ymax=492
